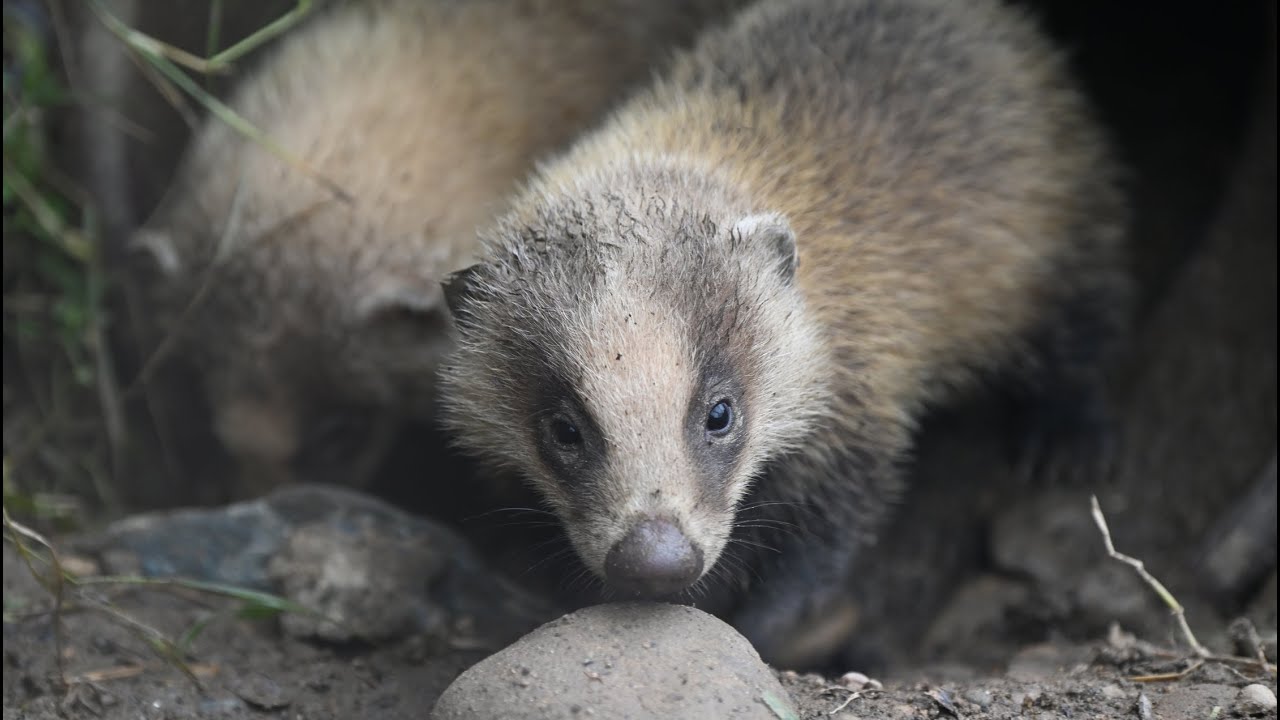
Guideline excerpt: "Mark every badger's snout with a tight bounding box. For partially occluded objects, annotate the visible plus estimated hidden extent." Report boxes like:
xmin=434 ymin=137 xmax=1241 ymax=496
xmin=604 ymin=517 xmax=704 ymax=597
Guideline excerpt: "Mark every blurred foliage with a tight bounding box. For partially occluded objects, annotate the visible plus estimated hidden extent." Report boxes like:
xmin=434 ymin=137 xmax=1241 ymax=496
xmin=4 ymin=0 xmax=103 ymax=525
xmin=4 ymin=2 xmax=96 ymax=371
xmin=3 ymin=1 xmax=310 ymax=523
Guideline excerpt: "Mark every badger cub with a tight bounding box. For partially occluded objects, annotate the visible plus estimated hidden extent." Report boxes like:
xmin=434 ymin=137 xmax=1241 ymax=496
xmin=133 ymin=0 xmax=745 ymax=497
xmin=442 ymin=0 xmax=1128 ymax=667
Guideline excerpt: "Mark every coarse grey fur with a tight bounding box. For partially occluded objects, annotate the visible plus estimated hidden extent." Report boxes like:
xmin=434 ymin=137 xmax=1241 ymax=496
xmin=442 ymin=0 xmax=1129 ymax=668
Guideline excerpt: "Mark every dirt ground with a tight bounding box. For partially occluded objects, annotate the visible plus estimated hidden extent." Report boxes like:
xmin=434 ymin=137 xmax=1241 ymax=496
xmin=2 ymin=542 xmax=478 ymax=718
xmin=4 ymin=536 xmax=1277 ymax=719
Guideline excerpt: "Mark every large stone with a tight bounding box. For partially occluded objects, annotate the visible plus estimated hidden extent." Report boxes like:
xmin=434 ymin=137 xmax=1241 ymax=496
xmin=431 ymin=603 xmax=798 ymax=720
xmin=74 ymin=485 xmax=557 ymax=648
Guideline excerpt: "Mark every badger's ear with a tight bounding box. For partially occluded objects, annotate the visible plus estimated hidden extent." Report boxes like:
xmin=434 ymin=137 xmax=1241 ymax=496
xmin=734 ymin=213 xmax=797 ymax=283
xmin=128 ymin=228 xmax=184 ymax=277
xmin=441 ymin=263 xmax=487 ymax=331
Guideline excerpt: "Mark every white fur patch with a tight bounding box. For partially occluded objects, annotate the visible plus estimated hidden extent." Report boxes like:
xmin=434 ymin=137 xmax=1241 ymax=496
xmin=731 ymin=212 xmax=788 ymax=238
xmin=566 ymin=286 xmax=735 ymax=572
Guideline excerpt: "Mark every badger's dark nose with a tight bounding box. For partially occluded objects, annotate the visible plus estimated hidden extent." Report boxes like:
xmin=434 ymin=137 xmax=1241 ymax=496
xmin=605 ymin=517 xmax=704 ymax=597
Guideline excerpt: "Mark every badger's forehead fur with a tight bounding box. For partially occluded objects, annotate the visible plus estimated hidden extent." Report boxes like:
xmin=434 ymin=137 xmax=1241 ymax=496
xmin=442 ymin=158 xmax=831 ymax=579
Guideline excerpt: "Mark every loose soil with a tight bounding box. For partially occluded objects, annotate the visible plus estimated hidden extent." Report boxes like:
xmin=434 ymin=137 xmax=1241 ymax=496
xmin=4 ymin=543 xmax=1276 ymax=719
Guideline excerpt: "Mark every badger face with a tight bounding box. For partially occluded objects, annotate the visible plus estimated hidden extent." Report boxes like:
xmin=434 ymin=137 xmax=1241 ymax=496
xmin=516 ymin=294 xmax=757 ymax=597
xmin=443 ymin=190 xmax=831 ymax=598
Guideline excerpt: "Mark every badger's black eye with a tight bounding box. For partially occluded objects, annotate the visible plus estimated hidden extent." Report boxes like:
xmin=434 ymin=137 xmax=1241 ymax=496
xmin=705 ymin=400 xmax=733 ymax=435
xmin=551 ymin=419 xmax=582 ymax=446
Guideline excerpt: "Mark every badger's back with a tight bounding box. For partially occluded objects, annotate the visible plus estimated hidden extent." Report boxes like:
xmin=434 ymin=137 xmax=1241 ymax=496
xmin=539 ymin=0 xmax=1127 ymax=414
xmin=160 ymin=0 xmax=745 ymax=295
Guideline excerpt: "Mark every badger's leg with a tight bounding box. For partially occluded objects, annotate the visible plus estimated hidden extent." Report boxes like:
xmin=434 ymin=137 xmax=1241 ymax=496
xmin=730 ymin=535 xmax=863 ymax=670
xmin=729 ymin=433 xmax=904 ymax=670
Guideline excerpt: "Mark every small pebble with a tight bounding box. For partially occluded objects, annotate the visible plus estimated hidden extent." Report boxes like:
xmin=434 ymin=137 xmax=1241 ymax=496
xmin=198 ymin=697 xmax=247 ymax=716
xmin=1235 ymin=683 xmax=1277 ymax=716
xmin=963 ymin=688 xmax=993 ymax=709
xmin=231 ymin=672 xmax=293 ymax=710
xmin=1099 ymin=684 xmax=1128 ymax=700
xmin=840 ymin=671 xmax=883 ymax=690
xmin=1013 ymin=687 xmax=1043 ymax=708
xmin=805 ymin=672 xmax=827 ymax=687
xmin=927 ymin=688 xmax=961 ymax=717
xmin=60 ymin=554 xmax=100 ymax=577
xmin=1137 ymin=692 xmax=1153 ymax=720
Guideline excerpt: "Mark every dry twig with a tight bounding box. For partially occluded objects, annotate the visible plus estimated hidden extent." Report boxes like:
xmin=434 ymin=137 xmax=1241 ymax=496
xmin=1127 ymin=658 xmax=1205 ymax=683
xmin=1090 ymin=495 xmax=1210 ymax=658
xmin=823 ymin=687 xmax=881 ymax=716
xmin=827 ymin=691 xmax=861 ymax=715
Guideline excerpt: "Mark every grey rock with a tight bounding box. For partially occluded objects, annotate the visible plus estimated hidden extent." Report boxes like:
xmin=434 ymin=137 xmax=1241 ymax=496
xmin=267 ymin=520 xmax=451 ymax=643
xmin=75 ymin=485 xmax=558 ymax=648
xmin=431 ymin=603 xmax=798 ymax=720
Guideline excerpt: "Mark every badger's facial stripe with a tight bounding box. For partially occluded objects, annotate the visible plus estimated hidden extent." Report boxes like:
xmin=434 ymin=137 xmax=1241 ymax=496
xmin=528 ymin=377 xmax=610 ymax=517
xmin=683 ymin=363 xmax=750 ymax=506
